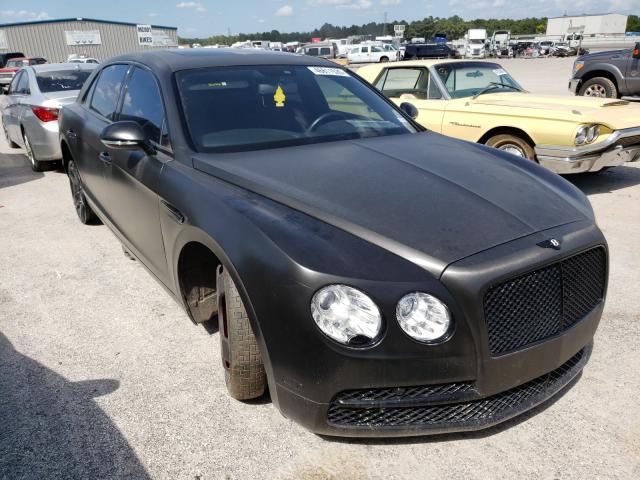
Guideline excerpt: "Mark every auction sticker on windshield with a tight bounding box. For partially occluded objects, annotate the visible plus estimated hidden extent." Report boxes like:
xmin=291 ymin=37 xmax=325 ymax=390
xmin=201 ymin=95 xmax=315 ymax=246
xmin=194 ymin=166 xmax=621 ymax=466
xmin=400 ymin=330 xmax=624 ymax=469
xmin=493 ymin=68 xmax=508 ymax=76
xmin=308 ymin=66 xmax=350 ymax=77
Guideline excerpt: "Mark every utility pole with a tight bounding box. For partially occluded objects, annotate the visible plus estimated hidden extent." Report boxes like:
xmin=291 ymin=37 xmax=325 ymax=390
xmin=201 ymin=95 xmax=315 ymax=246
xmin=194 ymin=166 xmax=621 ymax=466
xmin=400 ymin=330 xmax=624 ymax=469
xmin=382 ymin=11 xmax=388 ymax=36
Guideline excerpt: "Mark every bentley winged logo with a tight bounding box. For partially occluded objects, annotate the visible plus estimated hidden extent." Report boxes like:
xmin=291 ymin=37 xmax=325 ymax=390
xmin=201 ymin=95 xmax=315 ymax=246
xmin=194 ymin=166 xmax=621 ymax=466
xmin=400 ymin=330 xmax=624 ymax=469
xmin=537 ymin=238 xmax=561 ymax=250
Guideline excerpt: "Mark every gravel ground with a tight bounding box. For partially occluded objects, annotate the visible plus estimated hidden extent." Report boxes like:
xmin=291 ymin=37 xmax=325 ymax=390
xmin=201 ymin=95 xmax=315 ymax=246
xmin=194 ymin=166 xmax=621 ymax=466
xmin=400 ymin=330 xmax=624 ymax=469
xmin=1 ymin=57 xmax=639 ymax=480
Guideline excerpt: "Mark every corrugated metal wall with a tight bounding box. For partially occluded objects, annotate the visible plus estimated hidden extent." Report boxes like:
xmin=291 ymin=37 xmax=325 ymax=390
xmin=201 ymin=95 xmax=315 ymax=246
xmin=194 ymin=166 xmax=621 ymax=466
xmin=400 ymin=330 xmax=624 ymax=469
xmin=0 ymin=20 xmax=178 ymax=63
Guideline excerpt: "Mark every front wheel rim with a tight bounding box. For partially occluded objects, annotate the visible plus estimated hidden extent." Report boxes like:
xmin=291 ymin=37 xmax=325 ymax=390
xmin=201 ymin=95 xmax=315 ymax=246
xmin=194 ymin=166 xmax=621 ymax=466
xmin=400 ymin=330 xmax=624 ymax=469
xmin=498 ymin=144 xmax=526 ymax=157
xmin=68 ymin=163 xmax=86 ymax=220
xmin=584 ymin=84 xmax=607 ymax=97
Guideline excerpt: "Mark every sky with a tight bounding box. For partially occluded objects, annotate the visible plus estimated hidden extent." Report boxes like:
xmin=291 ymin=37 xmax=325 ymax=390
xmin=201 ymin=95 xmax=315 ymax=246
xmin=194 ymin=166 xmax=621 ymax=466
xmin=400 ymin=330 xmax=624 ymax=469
xmin=0 ymin=0 xmax=636 ymax=37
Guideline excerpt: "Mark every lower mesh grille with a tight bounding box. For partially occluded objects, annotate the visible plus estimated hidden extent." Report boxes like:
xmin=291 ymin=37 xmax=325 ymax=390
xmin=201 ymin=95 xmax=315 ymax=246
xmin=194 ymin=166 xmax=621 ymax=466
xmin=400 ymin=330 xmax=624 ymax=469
xmin=484 ymin=247 xmax=606 ymax=356
xmin=327 ymin=347 xmax=588 ymax=429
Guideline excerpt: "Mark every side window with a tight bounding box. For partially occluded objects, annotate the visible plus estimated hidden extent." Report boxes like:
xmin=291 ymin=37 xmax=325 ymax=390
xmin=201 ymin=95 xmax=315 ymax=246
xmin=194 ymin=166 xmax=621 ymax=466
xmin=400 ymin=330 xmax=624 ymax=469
xmin=119 ymin=67 xmax=167 ymax=147
xmin=9 ymin=71 xmax=22 ymax=94
xmin=16 ymin=71 xmax=29 ymax=94
xmin=349 ymin=47 xmax=359 ymax=54
xmin=362 ymin=46 xmax=369 ymax=53
xmin=379 ymin=68 xmax=428 ymax=99
xmin=374 ymin=69 xmax=388 ymax=90
xmin=307 ymin=48 xmax=318 ymax=56
xmin=83 ymin=74 xmax=99 ymax=105
xmin=90 ymin=64 xmax=129 ymax=120
xmin=320 ymin=47 xmax=331 ymax=56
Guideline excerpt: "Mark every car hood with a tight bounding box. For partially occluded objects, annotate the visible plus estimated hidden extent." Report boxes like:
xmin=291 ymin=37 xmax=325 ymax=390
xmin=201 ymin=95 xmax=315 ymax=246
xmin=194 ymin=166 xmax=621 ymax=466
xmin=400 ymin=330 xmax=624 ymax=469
xmin=468 ymin=92 xmax=640 ymax=129
xmin=193 ymin=132 xmax=589 ymax=276
xmin=580 ymin=49 xmax=628 ymax=61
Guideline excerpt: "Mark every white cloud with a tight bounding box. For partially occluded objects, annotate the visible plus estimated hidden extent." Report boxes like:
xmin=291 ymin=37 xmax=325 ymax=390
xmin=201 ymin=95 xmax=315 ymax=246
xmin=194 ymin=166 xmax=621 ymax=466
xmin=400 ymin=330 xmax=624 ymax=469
xmin=176 ymin=2 xmax=207 ymax=12
xmin=0 ymin=10 xmax=49 ymax=20
xmin=380 ymin=0 xmax=401 ymax=5
xmin=337 ymin=0 xmax=373 ymax=10
xmin=148 ymin=12 xmax=160 ymax=17
xmin=276 ymin=5 xmax=294 ymax=16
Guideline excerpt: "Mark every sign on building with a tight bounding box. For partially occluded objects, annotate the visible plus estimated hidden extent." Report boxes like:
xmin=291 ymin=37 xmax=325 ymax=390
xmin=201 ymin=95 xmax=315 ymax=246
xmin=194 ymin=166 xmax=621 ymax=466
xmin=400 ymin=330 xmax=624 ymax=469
xmin=65 ymin=30 xmax=102 ymax=46
xmin=137 ymin=24 xmax=154 ymax=46
xmin=394 ymin=24 xmax=405 ymax=38
xmin=0 ymin=31 xmax=8 ymax=50
xmin=151 ymin=29 xmax=177 ymax=47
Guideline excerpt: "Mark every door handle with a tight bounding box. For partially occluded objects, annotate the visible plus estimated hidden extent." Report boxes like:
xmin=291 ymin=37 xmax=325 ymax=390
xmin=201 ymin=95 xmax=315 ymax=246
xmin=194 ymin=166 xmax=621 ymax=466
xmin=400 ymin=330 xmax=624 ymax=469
xmin=160 ymin=199 xmax=185 ymax=224
xmin=66 ymin=129 xmax=77 ymax=139
xmin=98 ymin=151 xmax=112 ymax=165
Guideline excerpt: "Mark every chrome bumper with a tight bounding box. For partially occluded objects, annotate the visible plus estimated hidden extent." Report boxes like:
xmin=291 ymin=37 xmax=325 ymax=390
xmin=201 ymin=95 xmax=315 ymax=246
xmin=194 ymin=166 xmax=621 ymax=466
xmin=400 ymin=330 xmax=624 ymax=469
xmin=568 ymin=78 xmax=580 ymax=95
xmin=535 ymin=127 xmax=640 ymax=174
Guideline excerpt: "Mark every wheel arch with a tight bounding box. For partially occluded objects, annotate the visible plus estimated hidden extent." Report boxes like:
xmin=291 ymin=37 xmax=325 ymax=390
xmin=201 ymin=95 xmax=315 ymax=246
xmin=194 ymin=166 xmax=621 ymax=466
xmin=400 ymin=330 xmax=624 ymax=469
xmin=579 ymin=68 xmax=621 ymax=91
xmin=60 ymin=139 xmax=72 ymax=172
xmin=478 ymin=126 xmax=536 ymax=148
xmin=171 ymin=226 xmax=277 ymax=399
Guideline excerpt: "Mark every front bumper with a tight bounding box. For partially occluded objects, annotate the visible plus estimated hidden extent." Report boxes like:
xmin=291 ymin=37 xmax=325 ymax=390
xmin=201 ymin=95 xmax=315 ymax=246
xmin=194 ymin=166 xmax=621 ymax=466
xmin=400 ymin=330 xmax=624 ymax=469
xmin=568 ymin=78 xmax=580 ymax=94
xmin=270 ymin=221 xmax=606 ymax=437
xmin=535 ymin=127 xmax=640 ymax=174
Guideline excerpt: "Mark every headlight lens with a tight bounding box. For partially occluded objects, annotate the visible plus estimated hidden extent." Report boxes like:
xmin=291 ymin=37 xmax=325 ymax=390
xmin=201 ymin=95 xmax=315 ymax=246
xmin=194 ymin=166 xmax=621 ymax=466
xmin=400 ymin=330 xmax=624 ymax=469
xmin=396 ymin=293 xmax=451 ymax=343
xmin=573 ymin=61 xmax=584 ymax=74
xmin=311 ymin=285 xmax=382 ymax=346
xmin=586 ymin=124 xmax=600 ymax=143
xmin=575 ymin=125 xmax=588 ymax=145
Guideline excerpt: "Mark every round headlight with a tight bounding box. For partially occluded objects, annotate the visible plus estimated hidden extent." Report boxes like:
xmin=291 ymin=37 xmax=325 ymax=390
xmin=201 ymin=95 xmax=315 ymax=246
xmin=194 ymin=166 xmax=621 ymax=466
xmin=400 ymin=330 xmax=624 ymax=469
xmin=311 ymin=285 xmax=382 ymax=346
xmin=586 ymin=125 xmax=600 ymax=143
xmin=396 ymin=293 xmax=451 ymax=343
xmin=575 ymin=125 xmax=588 ymax=145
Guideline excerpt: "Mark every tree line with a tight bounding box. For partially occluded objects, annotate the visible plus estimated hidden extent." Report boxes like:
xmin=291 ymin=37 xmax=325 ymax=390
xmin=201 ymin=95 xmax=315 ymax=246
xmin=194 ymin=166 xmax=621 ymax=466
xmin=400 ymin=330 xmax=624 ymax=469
xmin=179 ymin=15 xmax=640 ymax=45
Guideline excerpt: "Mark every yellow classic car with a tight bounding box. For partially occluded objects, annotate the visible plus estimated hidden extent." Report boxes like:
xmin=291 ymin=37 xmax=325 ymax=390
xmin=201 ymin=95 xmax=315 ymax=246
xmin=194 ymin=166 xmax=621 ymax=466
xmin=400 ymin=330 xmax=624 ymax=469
xmin=357 ymin=60 xmax=640 ymax=174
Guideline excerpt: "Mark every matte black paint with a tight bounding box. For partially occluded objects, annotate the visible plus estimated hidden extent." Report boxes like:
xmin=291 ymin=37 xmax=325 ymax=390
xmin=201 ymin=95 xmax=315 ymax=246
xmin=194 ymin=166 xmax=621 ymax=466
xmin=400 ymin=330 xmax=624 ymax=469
xmin=59 ymin=49 xmax=607 ymax=437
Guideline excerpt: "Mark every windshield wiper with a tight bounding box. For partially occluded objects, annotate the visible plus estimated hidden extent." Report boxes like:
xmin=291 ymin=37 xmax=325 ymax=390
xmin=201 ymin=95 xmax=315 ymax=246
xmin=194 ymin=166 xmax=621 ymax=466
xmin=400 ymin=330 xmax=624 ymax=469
xmin=472 ymin=82 xmax=523 ymax=100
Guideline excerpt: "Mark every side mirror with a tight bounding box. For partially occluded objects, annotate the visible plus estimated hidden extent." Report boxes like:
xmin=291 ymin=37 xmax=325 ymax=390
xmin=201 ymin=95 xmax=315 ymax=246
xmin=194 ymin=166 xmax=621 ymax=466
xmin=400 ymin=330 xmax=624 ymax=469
xmin=633 ymin=43 xmax=640 ymax=59
xmin=399 ymin=101 xmax=419 ymax=120
xmin=100 ymin=121 xmax=155 ymax=155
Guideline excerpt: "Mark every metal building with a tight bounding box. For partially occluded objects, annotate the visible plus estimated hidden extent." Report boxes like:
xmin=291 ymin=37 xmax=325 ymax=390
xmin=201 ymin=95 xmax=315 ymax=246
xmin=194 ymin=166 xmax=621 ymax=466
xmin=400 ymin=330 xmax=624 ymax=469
xmin=0 ymin=18 xmax=178 ymax=63
xmin=546 ymin=13 xmax=628 ymax=37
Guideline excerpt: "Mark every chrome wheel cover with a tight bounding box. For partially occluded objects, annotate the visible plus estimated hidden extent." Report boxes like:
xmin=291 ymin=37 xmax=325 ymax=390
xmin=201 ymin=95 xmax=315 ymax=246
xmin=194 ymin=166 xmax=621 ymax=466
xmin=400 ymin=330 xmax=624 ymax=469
xmin=584 ymin=84 xmax=607 ymax=97
xmin=498 ymin=144 xmax=525 ymax=157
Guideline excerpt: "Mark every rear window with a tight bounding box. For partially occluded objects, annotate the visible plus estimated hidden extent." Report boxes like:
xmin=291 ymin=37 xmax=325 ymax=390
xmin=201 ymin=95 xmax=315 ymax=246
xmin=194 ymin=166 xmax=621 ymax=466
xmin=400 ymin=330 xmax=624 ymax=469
xmin=177 ymin=65 xmax=416 ymax=153
xmin=6 ymin=59 xmax=28 ymax=68
xmin=36 ymin=70 xmax=92 ymax=93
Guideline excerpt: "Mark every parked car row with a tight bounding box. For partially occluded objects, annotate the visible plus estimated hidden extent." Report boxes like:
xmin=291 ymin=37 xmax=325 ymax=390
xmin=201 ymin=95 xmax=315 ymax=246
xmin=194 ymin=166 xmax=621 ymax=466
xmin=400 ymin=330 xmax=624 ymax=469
xmin=0 ymin=56 xmax=47 ymax=92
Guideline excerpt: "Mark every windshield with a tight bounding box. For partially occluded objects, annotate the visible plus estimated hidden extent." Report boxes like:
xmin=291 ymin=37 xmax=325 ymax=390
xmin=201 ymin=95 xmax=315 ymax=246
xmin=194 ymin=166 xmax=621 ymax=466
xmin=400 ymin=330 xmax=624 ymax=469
xmin=6 ymin=59 xmax=28 ymax=68
xmin=434 ymin=63 xmax=522 ymax=99
xmin=177 ymin=65 xmax=417 ymax=153
xmin=36 ymin=70 xmax=93 ymax=93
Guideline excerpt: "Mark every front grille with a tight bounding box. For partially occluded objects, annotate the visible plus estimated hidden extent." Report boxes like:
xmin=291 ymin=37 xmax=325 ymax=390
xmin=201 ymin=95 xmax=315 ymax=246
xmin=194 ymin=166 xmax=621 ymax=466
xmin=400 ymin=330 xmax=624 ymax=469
xmin=327 ymin=347 xmax=588 ymax=429
xmin=334 ymin=382 xmax=476 ymax=408
xmin=484 ymin=247 xmax=605 ymax=356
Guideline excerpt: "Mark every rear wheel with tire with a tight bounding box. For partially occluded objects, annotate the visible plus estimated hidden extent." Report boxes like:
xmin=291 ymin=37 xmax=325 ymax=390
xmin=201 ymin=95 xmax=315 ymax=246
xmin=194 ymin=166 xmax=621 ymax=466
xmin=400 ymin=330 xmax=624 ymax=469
xmin=23 ymin=131 xmax=45 ymax=172
xmin=486 ymin=133 xmax=536 ymax=161
xmin=379 ymin=56 xmax=389 ymax=63
xmin=578 ymin=77 xmax=617 ymax=98
xmin=67 ymin=159 xmax=100 ymax=225
xmin=217 ymin=267 xmax=266 ymax=400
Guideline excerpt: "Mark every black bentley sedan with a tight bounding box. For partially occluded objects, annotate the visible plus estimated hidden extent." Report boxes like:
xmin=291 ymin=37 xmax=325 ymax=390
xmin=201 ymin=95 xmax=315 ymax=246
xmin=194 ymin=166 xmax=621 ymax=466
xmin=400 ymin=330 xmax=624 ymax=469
xmin=59 ymin=49 xmax=607 ymax=437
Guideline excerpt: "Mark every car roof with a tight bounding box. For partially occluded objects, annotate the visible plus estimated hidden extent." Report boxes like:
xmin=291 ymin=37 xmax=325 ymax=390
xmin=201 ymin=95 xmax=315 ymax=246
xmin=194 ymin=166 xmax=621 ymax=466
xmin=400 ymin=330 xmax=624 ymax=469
xmin=107 ymin=48 xmax=337 ymax=73
xmin=30 ymin=62 xmax=97 ymax=73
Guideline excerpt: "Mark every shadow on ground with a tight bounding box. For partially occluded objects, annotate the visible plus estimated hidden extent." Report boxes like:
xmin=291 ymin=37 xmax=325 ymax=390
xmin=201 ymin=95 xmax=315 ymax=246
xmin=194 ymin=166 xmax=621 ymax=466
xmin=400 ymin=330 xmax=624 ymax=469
xmin=0 ymin=151 xmax=45 ymax=190
xmin=566 ymin=165 xmax=640 ymax=195
xmin=0 ymin=332 xmax=150 ymax=479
